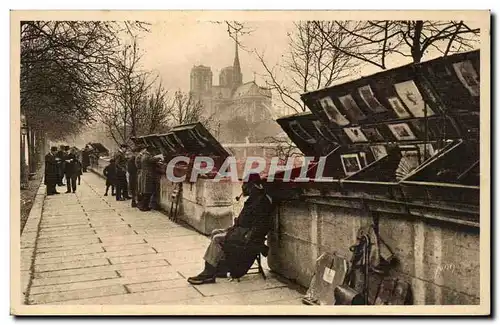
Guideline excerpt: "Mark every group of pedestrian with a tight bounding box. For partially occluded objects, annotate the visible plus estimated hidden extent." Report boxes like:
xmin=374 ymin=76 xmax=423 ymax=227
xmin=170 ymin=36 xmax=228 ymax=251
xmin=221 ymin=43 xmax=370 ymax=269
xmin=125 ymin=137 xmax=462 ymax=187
xmin=44 ymin=145 xmax=84 ymax=195
xmin=103 ymin=143 xmax=162 ymax=212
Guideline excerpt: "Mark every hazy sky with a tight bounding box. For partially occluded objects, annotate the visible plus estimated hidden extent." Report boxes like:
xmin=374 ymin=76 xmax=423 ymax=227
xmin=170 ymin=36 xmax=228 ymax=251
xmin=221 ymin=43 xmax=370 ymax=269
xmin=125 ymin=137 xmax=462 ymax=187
xmin=134 ymin=20 xmax=481 ymax=115
xmin=137 ymin=21 xmax=294 ymax=92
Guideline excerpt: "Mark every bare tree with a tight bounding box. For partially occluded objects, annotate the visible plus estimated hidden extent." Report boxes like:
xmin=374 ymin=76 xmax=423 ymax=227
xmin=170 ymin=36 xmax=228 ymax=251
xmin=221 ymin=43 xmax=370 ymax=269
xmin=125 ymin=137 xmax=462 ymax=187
xmin=21 ymin=21 xmax=150 ymax=170
xmin=169 ymin=91 xmax=215 ymax=131
xmin=264 ymin=135 xmax=303 ymax=163
xmin=98 ymin=36 xmax=171 ymax=145
xmin=256 ymin=21 xmax=357 ymax=114
xmin=312 ymin=20 xmax=480 ymax=69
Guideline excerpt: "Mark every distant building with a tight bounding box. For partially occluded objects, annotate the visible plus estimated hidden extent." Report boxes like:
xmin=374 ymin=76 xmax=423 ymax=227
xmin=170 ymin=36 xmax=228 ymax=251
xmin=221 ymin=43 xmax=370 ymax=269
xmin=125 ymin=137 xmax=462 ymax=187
xmin=190 ymin=41 xmax=281 ymax=144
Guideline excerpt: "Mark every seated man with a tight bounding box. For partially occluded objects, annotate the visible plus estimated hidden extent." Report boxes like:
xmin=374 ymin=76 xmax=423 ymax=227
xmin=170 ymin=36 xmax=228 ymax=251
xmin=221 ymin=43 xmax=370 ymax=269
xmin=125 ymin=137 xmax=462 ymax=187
xmin=187 ymin=173 xmax=275 ymax=285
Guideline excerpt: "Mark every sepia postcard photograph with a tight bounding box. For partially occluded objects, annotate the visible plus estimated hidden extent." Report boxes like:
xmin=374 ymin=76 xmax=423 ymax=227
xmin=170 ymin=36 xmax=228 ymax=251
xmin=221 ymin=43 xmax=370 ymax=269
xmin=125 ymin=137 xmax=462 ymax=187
xmin=10 ymin=9 xmax=491 ymax=316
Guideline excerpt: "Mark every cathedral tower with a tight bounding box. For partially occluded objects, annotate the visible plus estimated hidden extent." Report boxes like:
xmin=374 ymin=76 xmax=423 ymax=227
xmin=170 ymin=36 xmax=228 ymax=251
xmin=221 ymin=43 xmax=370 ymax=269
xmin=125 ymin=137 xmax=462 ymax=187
xmin=190 ymin=65 xmax=213 ymax=98
xmin=232 ymin=39 xmax=243 ymax=90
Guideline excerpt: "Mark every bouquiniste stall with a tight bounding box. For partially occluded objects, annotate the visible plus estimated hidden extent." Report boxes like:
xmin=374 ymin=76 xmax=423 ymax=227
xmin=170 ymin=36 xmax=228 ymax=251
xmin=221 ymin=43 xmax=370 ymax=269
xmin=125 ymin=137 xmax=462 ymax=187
xmin=268 ymin=50 xmax=480 ymax=305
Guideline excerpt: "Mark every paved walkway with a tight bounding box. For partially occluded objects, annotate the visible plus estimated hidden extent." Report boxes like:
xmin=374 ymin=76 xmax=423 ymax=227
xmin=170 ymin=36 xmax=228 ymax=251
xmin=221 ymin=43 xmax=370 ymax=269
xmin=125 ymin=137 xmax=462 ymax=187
xmin=20 ymin=172 xmax=304 ymax=305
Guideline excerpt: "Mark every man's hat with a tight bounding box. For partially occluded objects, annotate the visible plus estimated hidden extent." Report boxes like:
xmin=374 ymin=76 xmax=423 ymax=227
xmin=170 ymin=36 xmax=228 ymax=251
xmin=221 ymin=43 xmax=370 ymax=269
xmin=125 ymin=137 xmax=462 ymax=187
xmin=243 ymin=172 xmax=262 ymax=184
xmin=50 ymin=146 xmax=58 ymax=151
xmin=120 ymin=144 xmax=129 ymax=149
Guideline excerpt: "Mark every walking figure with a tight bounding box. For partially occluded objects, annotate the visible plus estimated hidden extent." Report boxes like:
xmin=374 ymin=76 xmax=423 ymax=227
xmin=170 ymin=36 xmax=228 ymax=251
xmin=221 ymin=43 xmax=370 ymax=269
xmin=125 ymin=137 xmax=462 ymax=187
xmin=103 ymin=159 xmax=116 ymax=196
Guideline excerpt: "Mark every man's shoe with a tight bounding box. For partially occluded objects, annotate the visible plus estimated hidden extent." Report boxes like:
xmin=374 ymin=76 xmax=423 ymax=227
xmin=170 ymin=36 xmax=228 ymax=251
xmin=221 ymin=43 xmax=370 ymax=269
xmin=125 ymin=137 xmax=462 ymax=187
xmin=216 ymin=271 xmax=229 ymax=278
xmin=65 ymin=191 xmax=71 ymax=193
xmin=104 ymin=193 xmax=108 ymax=196
xmin=131 ymin=201 xmax=137 ymax=208
xmin=187 ymin=273 xmax=216 ymax=285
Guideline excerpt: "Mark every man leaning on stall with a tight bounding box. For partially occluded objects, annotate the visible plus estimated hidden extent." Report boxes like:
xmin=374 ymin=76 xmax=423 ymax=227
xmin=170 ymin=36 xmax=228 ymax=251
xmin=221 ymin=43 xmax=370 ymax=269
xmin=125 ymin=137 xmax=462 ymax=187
xmin=187 ymin=173 xmax=275 ymax=285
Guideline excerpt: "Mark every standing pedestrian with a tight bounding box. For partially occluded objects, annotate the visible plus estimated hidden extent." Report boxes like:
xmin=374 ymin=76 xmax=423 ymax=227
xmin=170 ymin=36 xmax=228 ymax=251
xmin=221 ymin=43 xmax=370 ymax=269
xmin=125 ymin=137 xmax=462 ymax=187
xmin=103 ymin=159 xmax=116 ymax=196
xmin=64 ymin=147 xmax=80 ymax=193
xmin=82 ymin=145 xmax=90 ymax=172
xmin=113 ymin=144 xmax=130 ymax=201
xmin=138 ymin=146 xmax=155 ymax=211
xmin=56 ymin=145 xmax=66 ymax=186
xmin=127 ymin=145 xmax=141 ymax=208
xmin=44 ymin=146 xmax=60 ymax=195
xmin=135 ymin=147 xmax=145 ymax=208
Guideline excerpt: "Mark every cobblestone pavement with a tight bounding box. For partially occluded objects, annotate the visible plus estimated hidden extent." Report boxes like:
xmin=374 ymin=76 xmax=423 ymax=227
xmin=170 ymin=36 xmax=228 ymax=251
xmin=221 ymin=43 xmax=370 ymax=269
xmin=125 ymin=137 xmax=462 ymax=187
xmin=20 ymin=172 xmax=303 ymax=305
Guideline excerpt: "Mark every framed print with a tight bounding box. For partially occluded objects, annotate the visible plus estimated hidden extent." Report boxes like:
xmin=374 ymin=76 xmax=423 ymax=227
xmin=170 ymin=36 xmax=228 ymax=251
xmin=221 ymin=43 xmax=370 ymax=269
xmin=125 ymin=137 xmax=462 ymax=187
xmin=343 ymin=127 xmax=368 ymax=143
xmin=318 ymin=96 xmax=350 ymax=126
xmin=452 ymin=60 xmax=480 ymax=96
xmin=388 ymin=123 xmax=417 ymax=141
xmin=395 ymin=147 xmax=422 ymax=180
xmin=358 ymin=85 xmax=387 ymax=113
xmin=394 ymin=80 xmax=435 ymax=117
xmin=341 ymin=153 xmax=362 ymax=176
xmin=312 ymin=120 xmax=338 ymax=143
xmin=370 ymin=145 xmax=388 ymax=161
xmin=289 ymin=121 xmax=316 ymax=144
xmin=338 ymin=94 xmax=367 ymax=122
xmin=361 ymin=126 xmax=385 ymax=142
xmin=387 ymin=96 xmax=411 ymax=118
xmin=359 ymin=152 xmax=368 ymax=167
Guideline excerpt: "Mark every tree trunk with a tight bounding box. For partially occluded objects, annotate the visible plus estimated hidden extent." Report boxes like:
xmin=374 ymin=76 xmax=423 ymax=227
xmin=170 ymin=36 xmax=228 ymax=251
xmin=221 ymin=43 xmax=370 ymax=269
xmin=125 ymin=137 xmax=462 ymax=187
xmin=411 ymin=21 xmax=424 ymax=63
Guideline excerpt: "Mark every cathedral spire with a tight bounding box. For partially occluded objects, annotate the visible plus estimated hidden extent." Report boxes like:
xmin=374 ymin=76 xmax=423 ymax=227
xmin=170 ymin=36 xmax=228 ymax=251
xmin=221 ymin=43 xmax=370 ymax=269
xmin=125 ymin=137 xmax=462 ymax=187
xmin=232 ymin=37 xmax=243 ymax=88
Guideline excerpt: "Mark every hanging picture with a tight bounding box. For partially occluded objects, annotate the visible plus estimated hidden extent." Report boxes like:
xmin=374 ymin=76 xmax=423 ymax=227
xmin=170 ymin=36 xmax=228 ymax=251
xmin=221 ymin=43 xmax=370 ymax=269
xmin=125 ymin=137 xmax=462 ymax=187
xmin=318 ymin=96 xmax=350 ymax=126
xmin=370 ymin=145 xmax=388 ymax=161
xmin=394 ymin=80 xmax=434 ymax=117
xmin=312 ymin=120 xmax=338 ymax=143
xmin=359 ymin=152 xmax=368 ymax=167
xmin=387 ymin=96 xmax=411 ymax=118
xmin=289 ymin=121 xmax=316 ymax=144
xmin=452 ymin=60 xmax=480 ymax=97
xmin=338 ymin=94 xmax=367 ymax=122
xmin=361 ymin=126 xmax=385 ymax=142
xmin=358 ymin=85 xmax=387 ymax=113
xmin=388 ymin=123 xmax=417 ymax=141
xmin=343 ymin=127 xmax=368 ymax=143
xmin=341 ymin=153 xmax=362 ymax=176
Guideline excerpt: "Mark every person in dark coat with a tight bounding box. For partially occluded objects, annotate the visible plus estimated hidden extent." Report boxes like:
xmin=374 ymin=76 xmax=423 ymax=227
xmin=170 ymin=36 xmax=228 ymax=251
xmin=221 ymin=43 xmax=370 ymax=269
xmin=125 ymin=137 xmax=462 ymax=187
xmin=127 ymin=145 xmax=142 ymax=208
xmin=187 ymin=173 xmax=275 ymax=285
xmin=55 ymin=145 xmax=66 ymax=186
xmin=64 ymin=147 xmax=80 ymax=193
xmin=44 ymin=146 xmax=60 ymax=195
xmin=113 ymin=144 xmax=130 ymax=201
xmin=82 ymin=145 xmax=91 ymax=172
xmin=137 ymin=147 xmax=157 ymax=211
xmin=103 ymin=159 xmax=116 ymax=196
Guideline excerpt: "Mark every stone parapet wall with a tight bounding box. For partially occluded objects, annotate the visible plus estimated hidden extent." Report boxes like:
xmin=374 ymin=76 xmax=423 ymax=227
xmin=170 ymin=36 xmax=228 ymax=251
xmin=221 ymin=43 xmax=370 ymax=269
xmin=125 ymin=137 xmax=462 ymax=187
xmin=267 ymin=189 xmax=480 ymax=305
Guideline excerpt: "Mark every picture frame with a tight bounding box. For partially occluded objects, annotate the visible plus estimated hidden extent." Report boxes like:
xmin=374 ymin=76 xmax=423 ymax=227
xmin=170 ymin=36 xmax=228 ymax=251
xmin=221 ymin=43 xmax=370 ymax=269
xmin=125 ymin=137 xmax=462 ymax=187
xmin=387 ymin=96 xmax=411 ymax=118
xmin=370 ymin=145 xmax=388 ymax=161
xmin=289 ymin=120 xmax=316 ymax=144
xmin=312 ymin=120 xmax=338 ymax=143
xmin=338 ymin=94 xmax=367 ymax=122
xmin=341 ymin=153 xmax=362 ymax=176
xmin=361 ymin=126 xmax=385 ymax=142
xmin=388 ymin=123 xmax=417 ymax=141
xmin=343 ymin=126 xmax=368 ymax=143
xmin=452 ymin=60 xmax=480 ymax=97
xmin=318 ymin=96 xmax=350 ymax=126
xmin=358 ymin=85 xmax=387 ymax=113
xmin=394 ymin=80 xmax=435 ymax=117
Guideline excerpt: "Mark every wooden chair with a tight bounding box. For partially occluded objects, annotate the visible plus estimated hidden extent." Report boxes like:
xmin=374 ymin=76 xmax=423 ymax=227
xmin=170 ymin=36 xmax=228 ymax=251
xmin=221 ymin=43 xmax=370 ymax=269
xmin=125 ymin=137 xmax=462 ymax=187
xmin=246 ymin=243 xmax=269 ymax=280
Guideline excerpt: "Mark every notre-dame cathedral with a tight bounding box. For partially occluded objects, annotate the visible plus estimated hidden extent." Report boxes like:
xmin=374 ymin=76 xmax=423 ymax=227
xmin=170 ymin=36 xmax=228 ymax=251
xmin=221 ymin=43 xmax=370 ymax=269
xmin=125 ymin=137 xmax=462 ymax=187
xmin=189 ymin=41 xmax=281 ymax=144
